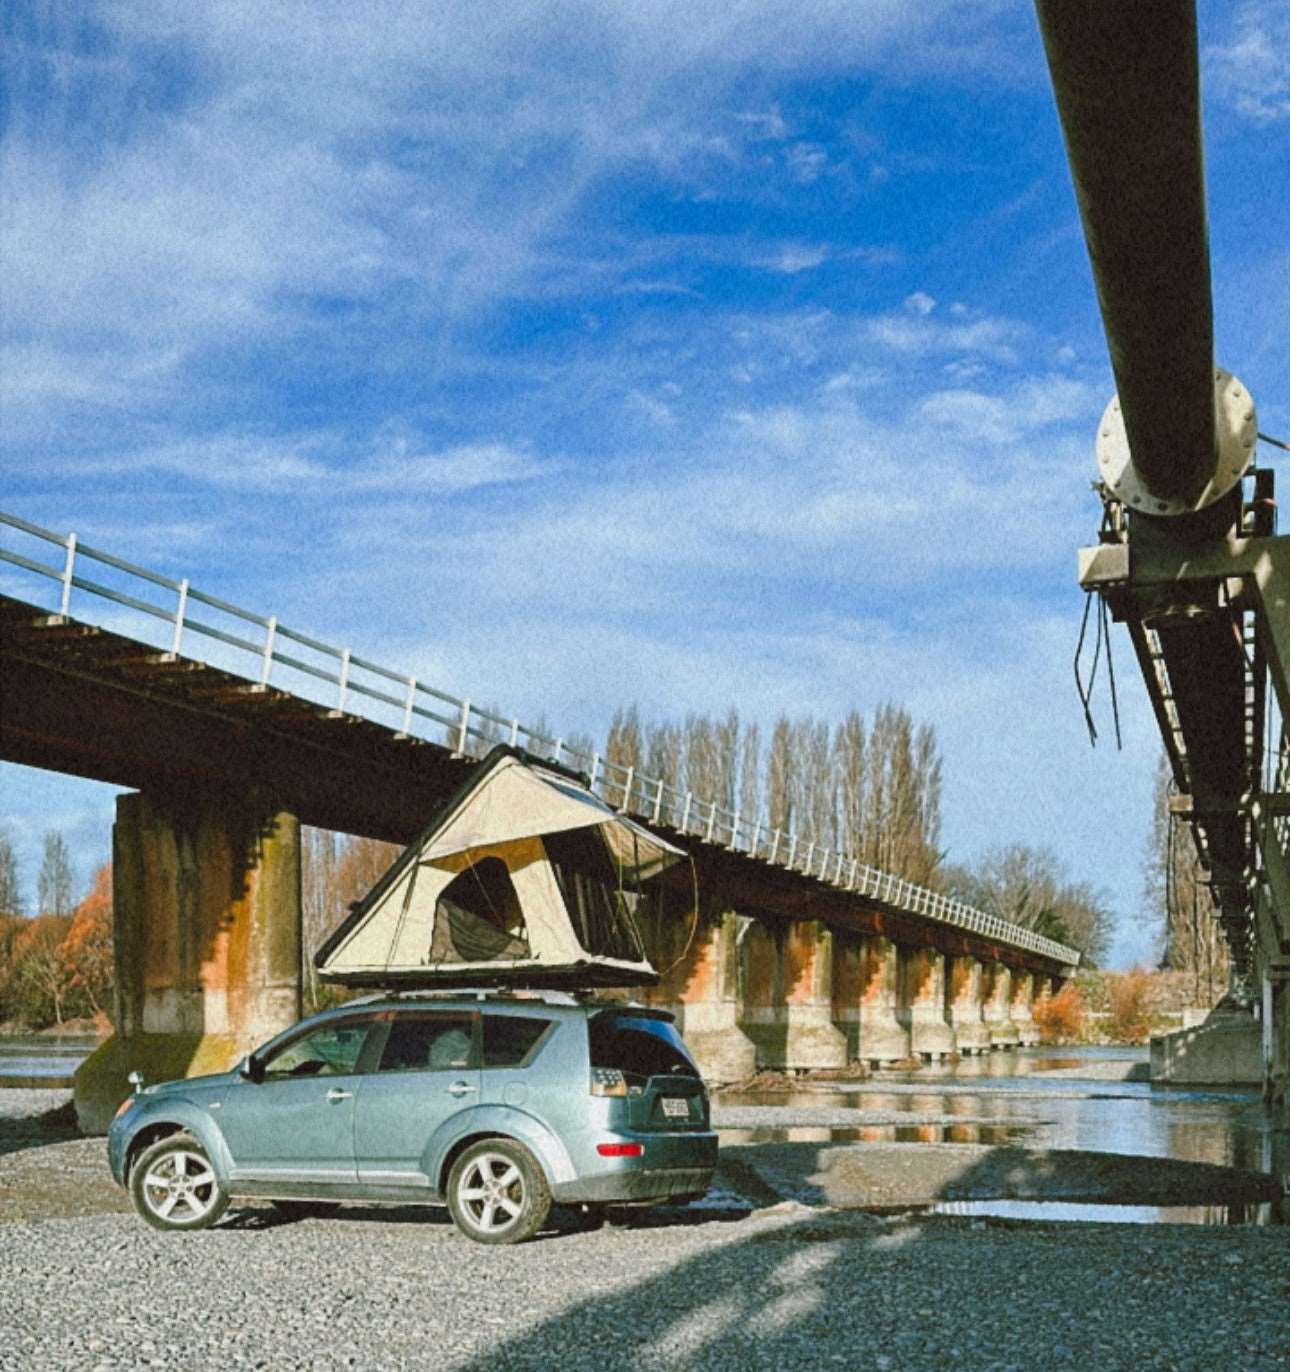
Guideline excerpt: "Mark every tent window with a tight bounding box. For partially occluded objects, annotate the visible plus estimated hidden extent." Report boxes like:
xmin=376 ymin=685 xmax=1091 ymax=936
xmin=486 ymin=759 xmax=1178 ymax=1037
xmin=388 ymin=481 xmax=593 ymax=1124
xmin=542 ymin=827 xmax=647 ymax=963
xmin=429 ymin=858 xmax=530 ymax=964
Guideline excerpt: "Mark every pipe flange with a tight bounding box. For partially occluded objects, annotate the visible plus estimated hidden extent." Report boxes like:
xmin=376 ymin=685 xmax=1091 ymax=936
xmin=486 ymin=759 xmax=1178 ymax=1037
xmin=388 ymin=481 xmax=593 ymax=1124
xmin=1096 ymin=368 xmax=1257 ymax=516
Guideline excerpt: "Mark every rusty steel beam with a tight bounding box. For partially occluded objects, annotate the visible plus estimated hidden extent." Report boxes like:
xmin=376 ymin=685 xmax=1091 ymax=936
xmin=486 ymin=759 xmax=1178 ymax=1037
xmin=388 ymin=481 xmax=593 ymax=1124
xmin=1035 ymin=0 xmax=1216 ymax=508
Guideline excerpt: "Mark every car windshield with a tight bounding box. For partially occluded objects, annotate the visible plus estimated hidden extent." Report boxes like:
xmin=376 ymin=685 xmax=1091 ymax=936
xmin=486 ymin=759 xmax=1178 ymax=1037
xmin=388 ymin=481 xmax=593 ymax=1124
xmin=588 ymin=1013 xmax=697 ymax=1084
xmin=262 ymin=1019 xmax=370 ymax=1077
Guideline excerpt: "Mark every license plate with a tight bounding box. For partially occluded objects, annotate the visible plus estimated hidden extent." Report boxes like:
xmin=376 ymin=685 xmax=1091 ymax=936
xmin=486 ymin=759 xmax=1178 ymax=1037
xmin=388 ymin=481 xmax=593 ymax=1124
xmin=661 ymin=1097 xmax=690 ymax=1119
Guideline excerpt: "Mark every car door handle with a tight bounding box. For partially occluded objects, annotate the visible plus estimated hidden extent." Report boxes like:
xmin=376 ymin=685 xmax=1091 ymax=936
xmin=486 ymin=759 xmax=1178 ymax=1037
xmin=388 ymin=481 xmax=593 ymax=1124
xmin=447 ymin=1081 xmax=478 ymax=1097
xmin=325 ymin=1088 xmax=353 ymax=1103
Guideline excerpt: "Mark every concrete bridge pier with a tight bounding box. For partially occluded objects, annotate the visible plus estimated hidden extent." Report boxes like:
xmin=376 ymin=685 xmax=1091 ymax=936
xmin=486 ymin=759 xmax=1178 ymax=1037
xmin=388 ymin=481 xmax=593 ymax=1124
xmin=900 ymin=946 xmax=955 ymax=1060
xmin=781 ymin=921 xmax=848 ymax=1071
xmin=983 ymin=962 xmax=1020 ymax=1049
xmin=644 ymin=909 xmax=756 ymax=1084
xmin=854 ymin=934 xmax=912 ymax=1065
xmin=831 ymin=930 xmax=864 ymax=1060
xmin=737 ymin=920 xmax=847 ymax=1072
xmin=946 ymin=954 xmax=990 ymax=1054
xmin=1011 ymin=970 xmax=1040 ymax=1046
xmin=74 ymin=790 xmax=303 ymax=1134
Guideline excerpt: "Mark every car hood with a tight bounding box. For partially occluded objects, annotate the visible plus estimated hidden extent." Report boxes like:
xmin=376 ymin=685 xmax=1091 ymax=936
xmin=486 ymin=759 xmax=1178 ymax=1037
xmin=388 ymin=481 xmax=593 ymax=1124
xmin=140 ymin=1068 xmax=240 ymax=1099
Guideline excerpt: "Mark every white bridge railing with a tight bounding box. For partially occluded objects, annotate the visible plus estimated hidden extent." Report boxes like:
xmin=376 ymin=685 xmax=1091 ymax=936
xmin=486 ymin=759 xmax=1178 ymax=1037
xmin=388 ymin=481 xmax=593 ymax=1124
xmin=0 ymin=511 xmax=1081 ymax=967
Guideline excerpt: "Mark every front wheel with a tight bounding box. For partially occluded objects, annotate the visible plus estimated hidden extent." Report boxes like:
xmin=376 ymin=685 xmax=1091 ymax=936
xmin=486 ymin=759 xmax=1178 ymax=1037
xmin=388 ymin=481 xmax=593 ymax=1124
xmin=130 ymin=1133 xmax=228 ymax=1232
xmin=446 ymin=1139 xmax=550 ymax=1245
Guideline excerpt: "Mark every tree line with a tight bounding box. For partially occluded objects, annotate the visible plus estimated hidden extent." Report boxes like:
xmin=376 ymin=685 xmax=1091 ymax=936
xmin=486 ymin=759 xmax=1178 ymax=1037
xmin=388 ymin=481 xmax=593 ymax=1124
xmin=0 ymin=829 xmax=113 ymax=1029
xmin=2 ymin=698 xmax=1137 ymax=1030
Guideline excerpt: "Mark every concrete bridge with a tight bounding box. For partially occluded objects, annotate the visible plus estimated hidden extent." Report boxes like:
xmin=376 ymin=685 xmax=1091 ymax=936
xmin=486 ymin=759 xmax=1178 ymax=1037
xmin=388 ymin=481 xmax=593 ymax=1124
xmin=0 ymin=512 xmax=1078 ymax=1130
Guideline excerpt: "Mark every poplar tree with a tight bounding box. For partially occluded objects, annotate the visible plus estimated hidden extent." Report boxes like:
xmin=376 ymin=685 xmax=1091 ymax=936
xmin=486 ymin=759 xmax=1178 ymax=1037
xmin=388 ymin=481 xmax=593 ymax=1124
xmin=37 ymin=831 xmax=74 ymax=918
xmin=0 ymin=829 xmax=21 ymax=917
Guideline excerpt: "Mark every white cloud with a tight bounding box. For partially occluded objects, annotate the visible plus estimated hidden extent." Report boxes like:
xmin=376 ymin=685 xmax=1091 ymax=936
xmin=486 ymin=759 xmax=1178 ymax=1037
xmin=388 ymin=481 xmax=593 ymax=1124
xmin=867 ymin=308 xmax=1022 ymax=364
xmin=904 ymin=291 xmax=937 ymax=316
xmin=1207 ymin=1 xmax=1290 ymax=122
xmin=759 ymin=243 xmax=829 ymax=274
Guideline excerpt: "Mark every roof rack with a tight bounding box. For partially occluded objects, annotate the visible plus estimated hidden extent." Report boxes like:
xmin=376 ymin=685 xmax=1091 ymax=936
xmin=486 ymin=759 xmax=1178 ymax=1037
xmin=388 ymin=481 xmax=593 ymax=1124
xmin=389 ymin=986 xmax=592 ymax=1006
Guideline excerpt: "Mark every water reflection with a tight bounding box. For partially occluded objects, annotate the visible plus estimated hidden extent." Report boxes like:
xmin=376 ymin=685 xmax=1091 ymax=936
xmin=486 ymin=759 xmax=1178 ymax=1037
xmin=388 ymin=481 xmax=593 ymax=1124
xmin=719 ymin=1046 xmax=1290 ymax=1195
xmin=924 ymin=1199 xmax=1283 ymax=1227
xmin=719 ymin=1123 xmax=1036 ymax=1147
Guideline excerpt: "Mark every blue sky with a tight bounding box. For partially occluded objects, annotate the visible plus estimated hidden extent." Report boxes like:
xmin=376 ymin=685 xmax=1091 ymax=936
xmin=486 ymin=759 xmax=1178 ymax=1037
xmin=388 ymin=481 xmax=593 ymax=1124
xmin=2 ymin=1 xmax=1288 ymax=965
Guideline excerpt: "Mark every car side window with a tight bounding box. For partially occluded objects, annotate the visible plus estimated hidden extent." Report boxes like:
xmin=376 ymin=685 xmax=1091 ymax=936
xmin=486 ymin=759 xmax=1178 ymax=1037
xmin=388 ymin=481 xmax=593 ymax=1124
xmin=262 ymin=1019 xmax=372 ymax=1078
xmin=378 ymin=1014 xmax=478 ymax=1073
xmin=482 ymin=1015 xmax=554 ymax=1069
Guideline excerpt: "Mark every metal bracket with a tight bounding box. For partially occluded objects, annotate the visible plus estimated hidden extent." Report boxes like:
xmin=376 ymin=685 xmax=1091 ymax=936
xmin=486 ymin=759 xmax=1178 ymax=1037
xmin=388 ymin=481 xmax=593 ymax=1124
xmin=1077 ymin=542 xmax=1130 ymax=589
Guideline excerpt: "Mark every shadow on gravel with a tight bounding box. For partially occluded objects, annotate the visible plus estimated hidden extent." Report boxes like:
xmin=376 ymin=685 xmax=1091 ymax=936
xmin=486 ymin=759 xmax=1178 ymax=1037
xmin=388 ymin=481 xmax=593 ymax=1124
xmin=439 ymin=1206 xmax=1290 ymax=1372
xmin=231 ymin=1201 xmax=754 ymax=1240
xmin=0 ymin=1099 xmax=80 ymax=1158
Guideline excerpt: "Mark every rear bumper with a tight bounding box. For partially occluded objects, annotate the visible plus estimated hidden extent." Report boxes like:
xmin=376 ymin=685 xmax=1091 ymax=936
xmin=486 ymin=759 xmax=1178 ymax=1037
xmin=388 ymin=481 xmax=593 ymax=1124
xmin=552 ymin=1165 xmax=714 ymax=1204
xmin=552 ymin=1130 xmax=717 ymax=1204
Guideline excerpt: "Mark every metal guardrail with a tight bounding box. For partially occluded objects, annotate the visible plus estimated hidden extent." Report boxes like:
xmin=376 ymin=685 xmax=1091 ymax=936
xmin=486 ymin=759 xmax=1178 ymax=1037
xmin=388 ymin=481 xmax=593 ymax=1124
xmin=0 ymin=511 xmax=1082 ymax=967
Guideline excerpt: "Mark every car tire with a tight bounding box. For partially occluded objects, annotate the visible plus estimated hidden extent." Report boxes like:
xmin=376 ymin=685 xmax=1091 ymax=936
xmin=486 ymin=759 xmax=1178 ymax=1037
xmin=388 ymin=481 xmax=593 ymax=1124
xmin=129 ymin=1133 xmax=229 ymax=1233
xmin=270 ymin=1199 xmax=341 ymax=1221
xmin=446 ymin=1139 xmax=551 ymax=1245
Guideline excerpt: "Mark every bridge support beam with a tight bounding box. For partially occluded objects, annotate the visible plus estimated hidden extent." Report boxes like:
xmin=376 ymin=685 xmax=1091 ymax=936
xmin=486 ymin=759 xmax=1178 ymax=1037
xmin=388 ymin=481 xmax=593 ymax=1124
xmin=1011 ymin=970 xmax=1040 ymax=1047
xmin=854 ymin=935 xmax=911 ymax=1065
xmin=983 ymin=963 xmax=1020 ymax=1049
xmin=900 ymin=946 xmax=955 ymax=1060
xmin=74 ymin=790 xmax=302 ymax=1133
xmin=643 ymin=909 xmax=755 ymax=1084
xmin=946 ymin=955 xmax=990 ymax=1054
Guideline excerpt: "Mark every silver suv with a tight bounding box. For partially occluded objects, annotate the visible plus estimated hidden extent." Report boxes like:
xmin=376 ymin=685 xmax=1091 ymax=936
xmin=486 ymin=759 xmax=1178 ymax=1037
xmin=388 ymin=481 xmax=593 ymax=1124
xmin=107 ymin=991 xmax=717 ymax=1244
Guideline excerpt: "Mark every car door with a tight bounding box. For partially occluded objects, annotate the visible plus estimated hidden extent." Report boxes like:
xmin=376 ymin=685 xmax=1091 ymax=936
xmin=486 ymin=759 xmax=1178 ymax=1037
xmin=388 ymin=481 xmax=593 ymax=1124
xmin=353 ymin=1009 xmax=481 ymax=1191
xmin=218 ymin=1013 xmax=379 ymax=1190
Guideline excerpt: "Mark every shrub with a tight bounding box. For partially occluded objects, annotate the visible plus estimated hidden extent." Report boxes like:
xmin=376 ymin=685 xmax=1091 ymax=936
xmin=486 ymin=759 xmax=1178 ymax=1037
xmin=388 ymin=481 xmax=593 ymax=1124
xmin=1033 ymin=981 xmax=1085 ymax=1043
xmin=1106 ymin=966 xmax=1154 ymax=1044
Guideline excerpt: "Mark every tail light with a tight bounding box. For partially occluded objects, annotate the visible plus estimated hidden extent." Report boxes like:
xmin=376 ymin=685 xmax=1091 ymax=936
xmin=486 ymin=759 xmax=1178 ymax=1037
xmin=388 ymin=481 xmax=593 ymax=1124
xmin=597 ymin=1142 xmax=644 ymax=1157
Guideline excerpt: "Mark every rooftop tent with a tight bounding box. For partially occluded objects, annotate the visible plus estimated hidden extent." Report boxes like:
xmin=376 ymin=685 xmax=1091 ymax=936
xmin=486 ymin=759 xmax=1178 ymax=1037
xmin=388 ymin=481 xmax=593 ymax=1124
xmin=314 ymin=746 xmax=687 ymax=988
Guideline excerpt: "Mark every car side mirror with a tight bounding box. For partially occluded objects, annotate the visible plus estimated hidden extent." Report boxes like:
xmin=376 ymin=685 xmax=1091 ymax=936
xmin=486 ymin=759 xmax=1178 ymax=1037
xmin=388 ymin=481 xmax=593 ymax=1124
xmin=239 ymin=1055 xmax=264 ymax=1084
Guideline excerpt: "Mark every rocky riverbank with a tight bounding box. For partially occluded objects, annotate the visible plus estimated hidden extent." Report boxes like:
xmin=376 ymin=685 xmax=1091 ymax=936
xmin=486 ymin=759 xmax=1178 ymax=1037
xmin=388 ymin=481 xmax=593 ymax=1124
xmin=2 ymin=1090 xmax=1289 ymax=1370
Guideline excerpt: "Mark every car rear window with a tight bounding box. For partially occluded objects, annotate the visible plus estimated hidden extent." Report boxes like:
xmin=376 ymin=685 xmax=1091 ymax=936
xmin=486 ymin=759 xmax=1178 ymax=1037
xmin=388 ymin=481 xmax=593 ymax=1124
xmin=588 ymin=1014 xmax=697 ymax=1081
xmin=483 ymin=1015 xmax=553 ymax=1068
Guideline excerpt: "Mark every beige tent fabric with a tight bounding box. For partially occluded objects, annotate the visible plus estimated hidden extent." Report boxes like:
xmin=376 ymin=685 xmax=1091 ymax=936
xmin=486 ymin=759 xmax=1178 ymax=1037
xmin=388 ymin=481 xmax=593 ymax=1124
xmin=325 ymin=836 xmax=589 ymax=974
xmin=319 ymin=751 xmax=682 ymax=980
xmin=424 ymin=757 xmax=684 ymax=879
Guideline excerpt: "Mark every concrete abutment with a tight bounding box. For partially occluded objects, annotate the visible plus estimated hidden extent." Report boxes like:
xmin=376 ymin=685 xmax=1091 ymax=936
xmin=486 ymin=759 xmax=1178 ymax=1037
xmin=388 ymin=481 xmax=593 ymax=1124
xmin=75 ymin=790 xmax=302 ymax=1133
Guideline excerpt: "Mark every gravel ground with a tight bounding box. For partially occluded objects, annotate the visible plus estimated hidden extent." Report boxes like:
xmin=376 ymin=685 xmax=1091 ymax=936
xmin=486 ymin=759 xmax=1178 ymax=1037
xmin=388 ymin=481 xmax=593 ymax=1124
xmin=3 ymin=1200 xmax=1289 ymax=1371
xmin=4 ymin=1090 xmax=1289 ymax=1371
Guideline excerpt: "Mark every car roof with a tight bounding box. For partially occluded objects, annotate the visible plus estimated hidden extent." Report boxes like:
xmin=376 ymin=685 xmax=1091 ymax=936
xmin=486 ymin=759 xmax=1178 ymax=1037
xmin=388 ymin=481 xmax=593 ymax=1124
xmin=308 ymin=990 xmax=675 ymax=1022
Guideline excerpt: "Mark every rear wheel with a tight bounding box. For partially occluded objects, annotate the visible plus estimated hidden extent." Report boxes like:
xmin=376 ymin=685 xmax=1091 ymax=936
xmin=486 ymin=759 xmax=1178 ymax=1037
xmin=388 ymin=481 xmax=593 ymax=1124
xmin=447 ymin=1139 xmax=550 ymax=1245
xmin=130 ymin=1133 xmax=228 ymax=1232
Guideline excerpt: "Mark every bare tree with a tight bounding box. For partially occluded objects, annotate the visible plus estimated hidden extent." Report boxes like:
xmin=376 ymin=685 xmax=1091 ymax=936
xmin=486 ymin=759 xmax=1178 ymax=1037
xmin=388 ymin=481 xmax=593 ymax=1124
xmin=37 ymin=831 xmax=74 ymax=918
xmin=834 ymin=711 xmax=866 ymax=856
xmin=739 ymin=721 xmax=762 ymax=842
xmin=765 ymin=716 xmax=796 ymax=837
xmin=945 ymin=843 xmax=1112 ymax=965
xmin=605 ymin=705 xmax=644 ymax=808
xmin=1142 ymin=751 xmax=1227 ymax=1005
xmin=0 ymin=828 xmax=21 ymax=917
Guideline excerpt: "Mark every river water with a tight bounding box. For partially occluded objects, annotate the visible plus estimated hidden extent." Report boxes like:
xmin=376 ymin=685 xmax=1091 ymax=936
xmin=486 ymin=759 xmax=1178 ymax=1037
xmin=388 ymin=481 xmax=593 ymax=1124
xmin=720 ymin=1045 xmax=1289 ymax=1225
xmin=0 ymin=1035 xmax=97 ymax=1082
xmin=4 ymin=1038 xmax=1286 ymax=1223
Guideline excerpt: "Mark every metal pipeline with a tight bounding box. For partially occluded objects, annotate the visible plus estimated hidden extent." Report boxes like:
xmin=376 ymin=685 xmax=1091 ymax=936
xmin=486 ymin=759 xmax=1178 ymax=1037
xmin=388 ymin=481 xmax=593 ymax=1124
xmin=1035 ymin=0 xmax=1216 ymax=508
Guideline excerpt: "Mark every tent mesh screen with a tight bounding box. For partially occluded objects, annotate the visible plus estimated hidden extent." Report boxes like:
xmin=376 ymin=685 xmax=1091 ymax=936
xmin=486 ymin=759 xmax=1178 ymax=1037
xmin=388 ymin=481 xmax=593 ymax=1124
xmin=542 ymin=828 xmax=648 ymax=963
